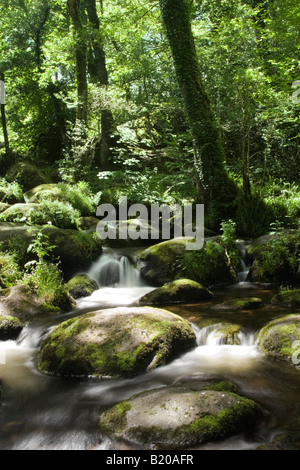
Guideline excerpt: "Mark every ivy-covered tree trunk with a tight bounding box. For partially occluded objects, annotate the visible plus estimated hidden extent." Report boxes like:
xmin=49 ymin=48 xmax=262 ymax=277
xmin=85 ymin=0 xmax=114 ymax=169
xmin=0 ymin=73 xmax=9 ymax=157
xmin=159 ymin=0 xmax=236 ymax=226
xmin=67 ymin=0 xmax=88 ymax=123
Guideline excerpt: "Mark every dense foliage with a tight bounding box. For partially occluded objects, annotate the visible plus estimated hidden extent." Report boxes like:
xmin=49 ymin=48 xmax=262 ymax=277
xmin=0 ymin=0 xmax=299 ymax=235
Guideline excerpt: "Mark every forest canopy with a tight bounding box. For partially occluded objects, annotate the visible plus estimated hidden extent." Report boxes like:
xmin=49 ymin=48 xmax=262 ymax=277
xmin=0 ymin=0 xmax=299 ymax=235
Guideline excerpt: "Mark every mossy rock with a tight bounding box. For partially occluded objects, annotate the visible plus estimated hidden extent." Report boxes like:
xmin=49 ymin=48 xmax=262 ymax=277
xmin=38 ymin=306 xmax=196 ymax=378
xmin=0 ymin=285 xmax=46 ymax=320
xmin=256 ymin=415 xmax=300 ymax=450
xmin=204 ymin=323 xmax=245 ymax=345
xmin=98 ymin=381 xmax=263 ymax=448
xmin=0 ymin=203 xmax=10 ymax=213
xmin=139 ymin=237 xmax=237 ymax=287
xmin=0 ymin=284 xmax=74 ymax=320
xmin=5 ymin=162 xmax=51 ymax=192
xmin=212 ymin=297 xmax=264 ymax=311
xmin=247 ymin=231 xmax=300 ymax=283
xmin=67 ymin=274 xmax=98 ymax=299
xmin=0 ymin=203 xmax=41 ymax=224
xmin=256 ymin=314 xmax=300 ymax=364
xmin=0 ymin=222 xmax=103 ymax=278
xmin=77 ymin=216 xmax=99 ymax=231
xmin=138 ymin=278 xmax=213 ymax=305
xmin=0 ymin=315 xmax=25 ymax=340
xmin=271 ymin=289 xmax=300 ymax=307
xmin=43 ymin=226 xmax=103 ymax=277
xmin=24 ymin=183 xmax=95 ymax=217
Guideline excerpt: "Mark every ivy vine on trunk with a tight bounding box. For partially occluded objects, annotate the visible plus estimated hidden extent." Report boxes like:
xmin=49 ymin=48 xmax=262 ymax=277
xmin=159 ymin=0 xmax=237 ymax=227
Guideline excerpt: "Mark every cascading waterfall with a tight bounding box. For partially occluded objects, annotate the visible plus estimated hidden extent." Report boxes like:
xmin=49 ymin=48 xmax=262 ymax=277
xmin=88 ymin=251 xmax=142 ymax=287
xmin=236 ymin=240 xmax=251 ymax=283
xmin=76 ymin=249 xmax=155 ymax=309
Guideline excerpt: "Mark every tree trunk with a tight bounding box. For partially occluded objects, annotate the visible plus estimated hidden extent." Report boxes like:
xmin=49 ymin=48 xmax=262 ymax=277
xmin=159 ymin=0 xmax=236 ymax=225
xmin=67 ymin=0 xmax=88 ymax=123
xmin=85 ymin=0 xmax=114 ymax=168
xmin=0 ymin=73 xmax=9 ymax=156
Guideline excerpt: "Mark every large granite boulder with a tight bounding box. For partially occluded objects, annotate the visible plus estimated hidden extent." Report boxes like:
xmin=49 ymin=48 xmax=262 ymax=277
xmin=99 ymin=381 xmax=263 ymax=448
xmin=38 ymin=306 xmax=197 ymax=378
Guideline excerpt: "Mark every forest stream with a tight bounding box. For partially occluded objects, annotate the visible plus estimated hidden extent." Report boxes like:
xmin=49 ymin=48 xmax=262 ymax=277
xmin=0 ymin=247 xmax=300 ymax=451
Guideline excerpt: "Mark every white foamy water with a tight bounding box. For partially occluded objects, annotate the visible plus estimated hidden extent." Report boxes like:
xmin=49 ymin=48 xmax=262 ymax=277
xmin=0 ymin=339 xmax=41 ymax=390
xmin=76 ymin=286 xmax=155 ymax=310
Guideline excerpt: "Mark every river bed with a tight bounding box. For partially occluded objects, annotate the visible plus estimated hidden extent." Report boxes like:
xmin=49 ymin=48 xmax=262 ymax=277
xmin=0 ymin=254 xmax=300 ymax=450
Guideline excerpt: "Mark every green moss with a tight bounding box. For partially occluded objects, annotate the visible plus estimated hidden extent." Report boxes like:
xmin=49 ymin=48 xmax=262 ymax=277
xmin=0 ymin=315 xmax=24 ymax=340
xmin=257 ymin=315 xmax=300 ymax=363
xmin=99 ymin=402 xmax=132 ymax=434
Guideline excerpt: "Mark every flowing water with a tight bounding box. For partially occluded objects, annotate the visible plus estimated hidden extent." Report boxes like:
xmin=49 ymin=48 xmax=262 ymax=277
xmin=0 ymin=248 xmax=300 ymax=450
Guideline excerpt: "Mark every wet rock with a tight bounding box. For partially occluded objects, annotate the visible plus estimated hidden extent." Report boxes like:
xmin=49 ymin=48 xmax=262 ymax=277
xmin=138 ymin=278 xmax=213 ymax=305
xmin=66 ymin=274 xmax=98 ymax=299
xmin=139 ymin=237 xmax=237 ymax=287
xmin=256 ymin=314 xmax=300 ymax=364
xmin=203 ymin=323 xmax=246 ymax=345
xmin=38 ymin=306 xmax=196 ymax=378
xmin=98 ymin=381 xmax=263 ymax=448
xmin=0 ymin=315 xmax=25 ymax=340
xmin=271 ymin=289 xmax=300 ymax=307
xmin=212 ymin=297 xmax=264 ymax=311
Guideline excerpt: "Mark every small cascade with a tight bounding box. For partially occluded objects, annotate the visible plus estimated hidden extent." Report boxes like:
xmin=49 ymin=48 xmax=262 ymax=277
xmin=88 ymin=251 xmax=143 ymax=288
xmin=76 ymin=249 xmax=154 ymax=309
xmin=194 ymin=322 xmax=256 ymax=347
xmin=235 ymin=239 xmax=251 ymax=283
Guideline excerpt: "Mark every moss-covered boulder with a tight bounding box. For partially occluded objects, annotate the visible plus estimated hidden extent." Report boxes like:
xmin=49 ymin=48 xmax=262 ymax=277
xmin=0 ymin=203 xmax=41 ymax=224
xmin=0 ymin=285 xmax=46 ymax=320
xmin=256 ymin=314 xmax=300 ymax=364
xmin=138 ymin=279 xmax=213 ymax=305
xmin=0 ymin=203 xmax=10 ymax=213
xmin=247 ymin=231 xmax=300 ymax=283
xmin=0 ymin=223 xmax=103 ymax=278
xmin=139 ymin=238 xmax=237 ymax=287
xmin=256 ymin=416 xmax=300 ymax=450
xmin=0 ymin=284 xmax=74 ymax=320
xmin=98 ymin=381 xmax=263 ymax=448
xmin=24 ymin=183 xmax=95 ymax=217
xmin=212 ymin=297 xmax=264 ymax=311
xmin=67 ymin=274 xmax=98 ymax=299
xmin=271 ymin=289 xmax=300 ymax=307
xmin=0 ymin=315 xmax=25 ymax=340
xmin=77 ymin=216 xmax=99 ymax=231
xmin=44 ymin=226 xmax=103 ymax=277
xmin=203 ymin=323 xmax=246 ymax=345
xmin=5 ymin=162 xmax=51 ymax=192
xmin=38 ymin=306 xmax=196 ymax=378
